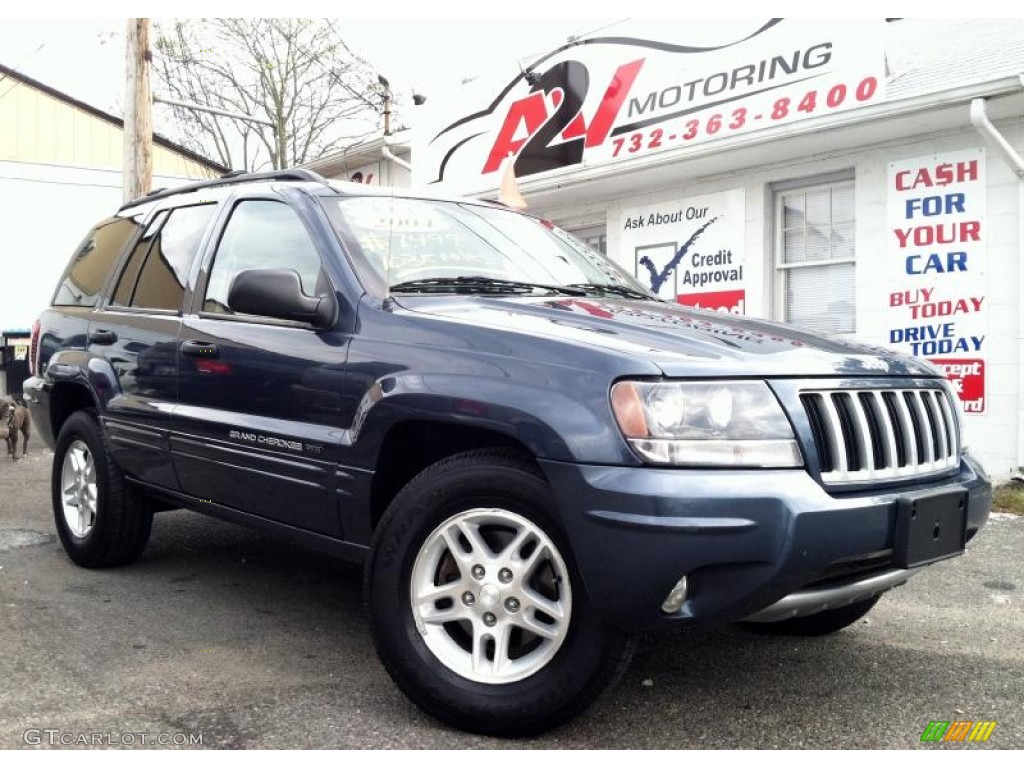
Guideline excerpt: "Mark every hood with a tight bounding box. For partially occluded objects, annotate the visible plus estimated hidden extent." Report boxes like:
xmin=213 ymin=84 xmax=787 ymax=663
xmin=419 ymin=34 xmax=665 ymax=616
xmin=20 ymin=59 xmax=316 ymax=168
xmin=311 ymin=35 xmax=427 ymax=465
xmin=393 ymin=295 xmax=940 ymax=379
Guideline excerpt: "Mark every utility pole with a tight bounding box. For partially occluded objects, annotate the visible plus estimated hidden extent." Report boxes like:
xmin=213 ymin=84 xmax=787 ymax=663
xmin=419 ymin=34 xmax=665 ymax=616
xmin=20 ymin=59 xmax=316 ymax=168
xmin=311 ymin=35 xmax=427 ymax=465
xmin=123 ymin=18 xmax=153 ymax=202
xmin=378 ymin=74 xmax=392 ymax=136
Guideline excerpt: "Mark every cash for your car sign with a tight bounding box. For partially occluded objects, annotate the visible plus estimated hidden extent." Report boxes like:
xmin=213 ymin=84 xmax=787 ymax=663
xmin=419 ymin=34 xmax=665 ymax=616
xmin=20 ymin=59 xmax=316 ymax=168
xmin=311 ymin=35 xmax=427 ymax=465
xmin=620 ymin=190 xmax=746 ymax=313
xmin=416 ymin=18 xmax=885 ymax=194
xmin=885 ymin=149 xmax=987 ymax=414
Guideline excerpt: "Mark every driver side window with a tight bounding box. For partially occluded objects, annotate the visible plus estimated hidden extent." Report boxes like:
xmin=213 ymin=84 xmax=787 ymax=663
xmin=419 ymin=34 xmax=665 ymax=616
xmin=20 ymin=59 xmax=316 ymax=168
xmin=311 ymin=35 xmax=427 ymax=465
xmin=204 ymin=200 xmax=324 ymax=315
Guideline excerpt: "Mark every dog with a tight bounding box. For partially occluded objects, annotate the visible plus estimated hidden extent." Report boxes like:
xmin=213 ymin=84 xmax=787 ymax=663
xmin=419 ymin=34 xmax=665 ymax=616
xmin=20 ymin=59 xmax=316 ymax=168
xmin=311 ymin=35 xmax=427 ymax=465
xmin=0 ymin=396 xmax=30 ymax=460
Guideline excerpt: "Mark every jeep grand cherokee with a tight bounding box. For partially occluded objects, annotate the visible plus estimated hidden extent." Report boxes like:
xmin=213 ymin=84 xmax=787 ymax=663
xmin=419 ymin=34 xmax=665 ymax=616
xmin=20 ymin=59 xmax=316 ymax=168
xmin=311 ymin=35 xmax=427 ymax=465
xmin=24 ymin=169 xmax=991 ymax=736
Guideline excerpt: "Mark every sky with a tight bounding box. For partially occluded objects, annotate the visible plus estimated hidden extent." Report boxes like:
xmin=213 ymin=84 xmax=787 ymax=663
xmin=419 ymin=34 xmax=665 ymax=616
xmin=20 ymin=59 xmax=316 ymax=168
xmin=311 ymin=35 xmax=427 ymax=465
xmin=0 ymin=8 xmax=1000 ymax=154
xmin=1 ymin=0 xmax=1009 ymax=115
xmin=0 ymin=17 xmax=621 ymax=145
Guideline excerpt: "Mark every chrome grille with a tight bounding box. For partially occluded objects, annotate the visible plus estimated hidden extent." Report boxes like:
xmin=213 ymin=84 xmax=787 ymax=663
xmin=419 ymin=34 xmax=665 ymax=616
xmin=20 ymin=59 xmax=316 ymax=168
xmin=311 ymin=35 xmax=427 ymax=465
xmin=800 ymin=387 xmax=960 ymax=485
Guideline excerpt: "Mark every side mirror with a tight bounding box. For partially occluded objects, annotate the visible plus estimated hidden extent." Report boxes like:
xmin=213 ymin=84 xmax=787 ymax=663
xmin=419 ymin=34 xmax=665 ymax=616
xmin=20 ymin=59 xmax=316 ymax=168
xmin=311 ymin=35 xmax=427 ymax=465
xmin=227 ymin=269 xmax=337 ymax=328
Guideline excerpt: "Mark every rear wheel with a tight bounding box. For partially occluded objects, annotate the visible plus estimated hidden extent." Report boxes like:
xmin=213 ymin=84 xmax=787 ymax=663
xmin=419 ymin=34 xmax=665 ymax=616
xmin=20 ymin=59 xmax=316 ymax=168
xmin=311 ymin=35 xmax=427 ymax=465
xmin=744 ymin=596 xmax=880 ymax=636
xmin=367 ymin=449 xmax=635 ymax=736
xmin=52 ymin=410 xmax=152 ymax=568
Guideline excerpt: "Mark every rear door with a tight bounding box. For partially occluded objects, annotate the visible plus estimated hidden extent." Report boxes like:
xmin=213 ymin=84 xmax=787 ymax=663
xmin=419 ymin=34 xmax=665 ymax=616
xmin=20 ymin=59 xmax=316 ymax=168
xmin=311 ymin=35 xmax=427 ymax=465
xmin=171 ymin=195 xmax=349 ymax=536
xmin=89 ymin=203 xmax=218 ymax=489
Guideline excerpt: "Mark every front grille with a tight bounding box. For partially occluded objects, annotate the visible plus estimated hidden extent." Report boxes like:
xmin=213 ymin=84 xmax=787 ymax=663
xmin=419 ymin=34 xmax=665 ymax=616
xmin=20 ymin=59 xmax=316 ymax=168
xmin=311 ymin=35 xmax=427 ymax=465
xmin=800 ymin=386 xmax=960 ymax=485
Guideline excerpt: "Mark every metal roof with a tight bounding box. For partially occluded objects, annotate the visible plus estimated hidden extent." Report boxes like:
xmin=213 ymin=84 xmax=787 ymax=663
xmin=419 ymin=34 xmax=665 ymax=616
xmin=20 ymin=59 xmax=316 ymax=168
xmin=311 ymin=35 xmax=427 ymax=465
xmin=0 ymin=62 xmax=230 ymax=175
xmin=886 ymin=18 xmax=1024 ymax=100
xmin=303 ymin=130 xmax=412 ymax=178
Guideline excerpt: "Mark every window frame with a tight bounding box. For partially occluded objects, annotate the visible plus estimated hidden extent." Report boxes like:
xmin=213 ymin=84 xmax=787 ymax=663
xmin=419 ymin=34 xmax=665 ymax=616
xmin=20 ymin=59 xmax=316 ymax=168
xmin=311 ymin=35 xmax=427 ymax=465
xmin=191 ymin=195 xmax=334 ymax=329
xmin=107 ymin=210 xmax=171 ymax=311
xmin=100 ymin=203 xmax=218 ymax=317
xmin=772 ymin=172 xmax=856 ymax=335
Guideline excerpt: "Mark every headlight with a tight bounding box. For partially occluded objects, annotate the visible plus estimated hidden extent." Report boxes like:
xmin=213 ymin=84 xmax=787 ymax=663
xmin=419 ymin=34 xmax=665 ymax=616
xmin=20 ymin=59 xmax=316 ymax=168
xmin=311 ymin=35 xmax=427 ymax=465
xmin=610 ymin=380 xmax=803 ymax=467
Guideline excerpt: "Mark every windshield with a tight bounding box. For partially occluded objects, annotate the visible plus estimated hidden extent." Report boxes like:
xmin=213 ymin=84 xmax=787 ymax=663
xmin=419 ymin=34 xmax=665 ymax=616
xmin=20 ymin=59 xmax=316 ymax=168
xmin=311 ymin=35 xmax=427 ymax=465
xmin=323 ymin=196 xmax=651 ymax=298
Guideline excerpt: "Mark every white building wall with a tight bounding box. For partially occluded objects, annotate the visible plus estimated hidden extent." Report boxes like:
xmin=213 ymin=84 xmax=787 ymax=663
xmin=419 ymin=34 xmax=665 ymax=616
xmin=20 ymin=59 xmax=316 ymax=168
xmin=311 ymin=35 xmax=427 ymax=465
xmin=541 ymin=120 xmax=1023 ymax=479
xmin=0 ymin=160 xmax=203 ymax=333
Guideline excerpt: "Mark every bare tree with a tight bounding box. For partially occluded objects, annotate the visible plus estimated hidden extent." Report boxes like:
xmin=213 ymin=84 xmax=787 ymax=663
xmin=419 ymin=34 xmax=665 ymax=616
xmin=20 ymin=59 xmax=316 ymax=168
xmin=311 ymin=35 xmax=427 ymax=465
xmin=153 ymin=18 xmax=380 ymax=171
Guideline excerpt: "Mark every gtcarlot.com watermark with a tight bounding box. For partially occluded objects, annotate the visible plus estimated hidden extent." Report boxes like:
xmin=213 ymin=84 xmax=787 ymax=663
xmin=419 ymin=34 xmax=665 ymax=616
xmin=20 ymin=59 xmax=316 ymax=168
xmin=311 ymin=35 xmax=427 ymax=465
xmin=24 ymin=729 xmax=202 ymax=747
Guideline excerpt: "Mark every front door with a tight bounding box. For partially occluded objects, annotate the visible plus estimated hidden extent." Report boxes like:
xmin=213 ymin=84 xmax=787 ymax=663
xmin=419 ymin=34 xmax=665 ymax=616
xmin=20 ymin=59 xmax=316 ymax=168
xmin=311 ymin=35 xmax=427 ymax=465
xmin=171 ymin=198 xmax=349 ymax=537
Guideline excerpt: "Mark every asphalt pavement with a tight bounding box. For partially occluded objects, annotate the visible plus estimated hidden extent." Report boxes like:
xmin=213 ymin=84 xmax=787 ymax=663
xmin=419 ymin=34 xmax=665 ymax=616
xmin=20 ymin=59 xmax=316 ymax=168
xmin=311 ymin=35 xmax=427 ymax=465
xmin=1 ymin=450 xmax=1021 ymax=749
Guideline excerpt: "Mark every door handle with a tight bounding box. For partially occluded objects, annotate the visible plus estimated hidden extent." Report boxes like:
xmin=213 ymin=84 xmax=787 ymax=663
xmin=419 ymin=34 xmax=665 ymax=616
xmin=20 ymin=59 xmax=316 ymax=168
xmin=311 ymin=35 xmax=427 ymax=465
xmin=180 ymin=340 xmax=220 ymax=358
xmin=88 ymin=328 xmax=117 ymax=345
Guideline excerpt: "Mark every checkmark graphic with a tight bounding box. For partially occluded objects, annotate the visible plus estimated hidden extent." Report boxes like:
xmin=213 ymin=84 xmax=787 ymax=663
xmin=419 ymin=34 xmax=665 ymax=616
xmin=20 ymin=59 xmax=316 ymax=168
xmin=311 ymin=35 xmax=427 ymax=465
xmin=638 ymin=216 xmax=719 ymax=294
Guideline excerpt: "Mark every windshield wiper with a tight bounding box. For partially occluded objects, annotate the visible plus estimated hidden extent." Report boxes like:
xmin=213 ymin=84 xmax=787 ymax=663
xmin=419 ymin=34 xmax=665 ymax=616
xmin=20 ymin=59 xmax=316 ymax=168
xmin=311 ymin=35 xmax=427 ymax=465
xmin=389 ymin=276 xmax=587 ymax=296
xmin=565 ymin=283 xmax=658 ymax=300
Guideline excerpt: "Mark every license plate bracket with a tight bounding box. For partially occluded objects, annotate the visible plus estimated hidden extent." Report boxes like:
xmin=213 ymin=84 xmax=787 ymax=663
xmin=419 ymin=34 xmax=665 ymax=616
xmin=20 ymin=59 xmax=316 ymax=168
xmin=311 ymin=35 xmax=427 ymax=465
xmin=894 ymin=490 xmax=967 ymax=568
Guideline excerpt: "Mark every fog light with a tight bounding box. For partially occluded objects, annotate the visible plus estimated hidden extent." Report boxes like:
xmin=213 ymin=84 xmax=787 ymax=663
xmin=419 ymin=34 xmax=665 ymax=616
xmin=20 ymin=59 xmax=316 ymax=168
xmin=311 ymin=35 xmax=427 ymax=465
xmin=660 ymin=575 xmax=689 ymax=614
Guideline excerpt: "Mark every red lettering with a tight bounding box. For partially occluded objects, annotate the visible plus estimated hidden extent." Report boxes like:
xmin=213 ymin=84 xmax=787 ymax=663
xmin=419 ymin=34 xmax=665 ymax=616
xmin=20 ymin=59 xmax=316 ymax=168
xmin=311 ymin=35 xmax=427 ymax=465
xmin=895 ymin=168 xmax=935 ymax=190
xmin=890 ymin=288 xmax=934 ymax=306
xmin=584 ymin=59 xmax=645 ymax=148
xmin=957 ymin=160 xmax=978 ymax=183
xmin=895 ymin=160 xmax=979 ymax=190
xmin=483 ymin=59 xmax=645 ymax=173
xmin=894 ymin=222 xmax=981 ymax=247
xmin=561 ymin=113 xmax=587 ymax=140
xmin=482 ymin=92 xmax=550 ymax=174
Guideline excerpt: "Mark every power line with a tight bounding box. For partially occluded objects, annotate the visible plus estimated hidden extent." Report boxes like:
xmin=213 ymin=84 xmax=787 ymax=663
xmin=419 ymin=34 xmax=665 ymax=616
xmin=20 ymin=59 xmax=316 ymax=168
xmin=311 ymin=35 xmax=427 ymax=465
xmin=0 ymin=42 xmax=50 ymax=99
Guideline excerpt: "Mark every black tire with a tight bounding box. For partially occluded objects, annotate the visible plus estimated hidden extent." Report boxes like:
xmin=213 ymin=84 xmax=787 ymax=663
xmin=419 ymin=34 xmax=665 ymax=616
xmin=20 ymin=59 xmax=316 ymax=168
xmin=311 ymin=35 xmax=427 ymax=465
xmin=743 ymin=595 xmax=880 ymax=637
xmin=366 ymin=449 xmax=635 ymax=737
xmin=52 ymin=409 xmax=153 ymax=568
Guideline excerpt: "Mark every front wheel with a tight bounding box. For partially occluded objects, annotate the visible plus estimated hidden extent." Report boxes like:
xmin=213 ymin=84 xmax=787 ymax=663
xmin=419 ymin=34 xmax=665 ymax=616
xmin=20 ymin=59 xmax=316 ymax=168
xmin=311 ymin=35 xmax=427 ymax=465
xmin=367 ymin=449 xmax=635 ymax=736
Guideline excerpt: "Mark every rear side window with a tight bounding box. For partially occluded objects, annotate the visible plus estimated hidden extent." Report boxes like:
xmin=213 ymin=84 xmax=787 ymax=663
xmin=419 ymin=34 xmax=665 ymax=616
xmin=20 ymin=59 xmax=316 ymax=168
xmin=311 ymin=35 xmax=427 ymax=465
xmin=53 ymin=217 xmax=142 ymax=307
xmin=116 ymin=204 xmax=216 ymax=311
xmin=110 ymin=211 xmax=169 ymax=307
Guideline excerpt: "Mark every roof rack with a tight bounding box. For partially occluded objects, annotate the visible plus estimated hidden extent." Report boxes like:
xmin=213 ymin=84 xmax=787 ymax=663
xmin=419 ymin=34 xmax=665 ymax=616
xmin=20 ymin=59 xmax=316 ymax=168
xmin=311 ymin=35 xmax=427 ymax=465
xmin=118 ymin=168 xmax=330 ymax=211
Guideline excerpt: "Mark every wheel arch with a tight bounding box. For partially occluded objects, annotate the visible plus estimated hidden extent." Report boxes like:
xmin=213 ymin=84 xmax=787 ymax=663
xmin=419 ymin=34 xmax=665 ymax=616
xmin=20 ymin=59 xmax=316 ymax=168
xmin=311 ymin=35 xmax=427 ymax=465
xmin=369 ymin=420 xmax=541 ymax=532
xmin=41 ymin=349 xmax=121 ymax=443
xmin=49 ymin=381 xmax=100 ymax=441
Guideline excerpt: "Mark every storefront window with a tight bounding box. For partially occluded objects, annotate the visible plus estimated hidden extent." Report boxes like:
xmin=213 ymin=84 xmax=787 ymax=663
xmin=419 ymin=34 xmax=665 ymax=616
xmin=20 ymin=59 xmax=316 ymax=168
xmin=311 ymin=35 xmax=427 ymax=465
xmin=566 ymin=225 xmax=607 ymax=256
xmin=775 ymin=176 xmax=855 ymax=334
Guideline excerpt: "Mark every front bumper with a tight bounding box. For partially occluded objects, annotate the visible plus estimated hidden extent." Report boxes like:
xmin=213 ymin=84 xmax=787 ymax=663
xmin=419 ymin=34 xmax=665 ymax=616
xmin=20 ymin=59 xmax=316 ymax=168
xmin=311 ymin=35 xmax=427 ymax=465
xmin=538 ymin=452 xmax=991 ymax=632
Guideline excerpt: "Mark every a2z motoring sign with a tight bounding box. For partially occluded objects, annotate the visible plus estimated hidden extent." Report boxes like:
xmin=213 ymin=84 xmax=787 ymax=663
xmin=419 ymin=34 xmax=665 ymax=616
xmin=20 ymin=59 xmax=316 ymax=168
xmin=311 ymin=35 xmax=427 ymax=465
xmin=416 ymin=19 xmax=884 ymax=193
xmin=885 ymin=149 xmax=987 ymax=413
xmin=619 ymin=189 xmax=746 ymax=313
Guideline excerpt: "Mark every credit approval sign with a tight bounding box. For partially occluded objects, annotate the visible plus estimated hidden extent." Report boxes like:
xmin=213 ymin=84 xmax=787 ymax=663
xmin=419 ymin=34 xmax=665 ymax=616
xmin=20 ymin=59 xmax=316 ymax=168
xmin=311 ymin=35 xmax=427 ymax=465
xmin=619 ymin=189 xmax=746 ymax=311
xmin=416 ymin=19 xmax=885 ymax=193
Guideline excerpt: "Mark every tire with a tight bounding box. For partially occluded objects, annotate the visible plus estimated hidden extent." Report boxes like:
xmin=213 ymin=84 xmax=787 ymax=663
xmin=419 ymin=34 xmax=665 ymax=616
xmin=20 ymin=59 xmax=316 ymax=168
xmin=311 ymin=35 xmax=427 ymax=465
xmin=743 ymin=595 xmax=880 ymax=637
xmin=52 ymin=409 xmax=153 ymax=568
xmin=366 ymin=449 xmax=635 ymax=736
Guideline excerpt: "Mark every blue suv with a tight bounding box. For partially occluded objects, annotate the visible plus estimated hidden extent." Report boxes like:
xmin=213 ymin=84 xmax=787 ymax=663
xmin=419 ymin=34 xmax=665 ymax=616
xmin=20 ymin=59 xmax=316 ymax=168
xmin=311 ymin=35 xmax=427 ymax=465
xmin=24 ymin=170 xmax=991 ymax=736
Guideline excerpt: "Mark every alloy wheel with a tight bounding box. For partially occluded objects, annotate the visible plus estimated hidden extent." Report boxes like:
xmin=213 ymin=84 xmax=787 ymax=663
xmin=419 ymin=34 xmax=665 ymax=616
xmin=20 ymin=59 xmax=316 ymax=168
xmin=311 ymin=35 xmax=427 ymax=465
xmin=60 ymin=440 xmax=98 ymax=538
xmin=409 ymin=507 xmax=572 ymax=684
